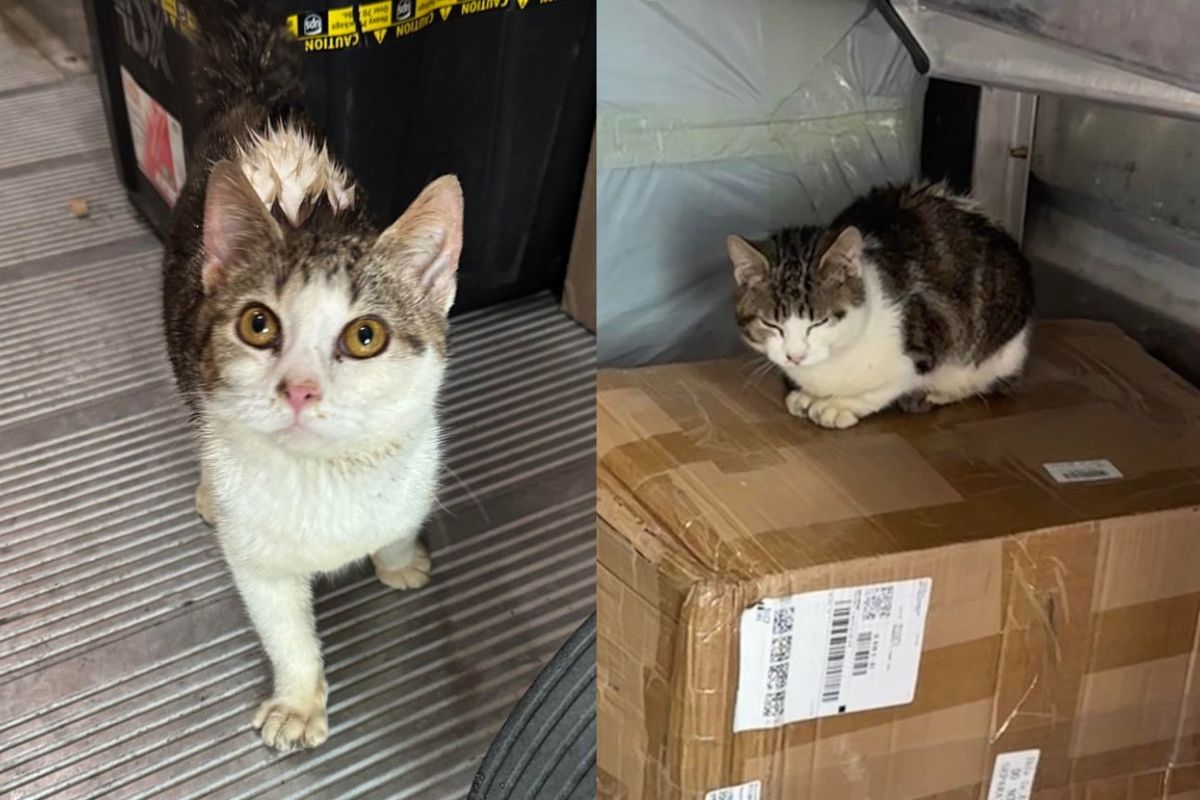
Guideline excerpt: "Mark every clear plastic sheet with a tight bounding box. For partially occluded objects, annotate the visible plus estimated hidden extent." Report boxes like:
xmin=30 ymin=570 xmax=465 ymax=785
xmin=597 ymin=0 xmax=925 ymax=366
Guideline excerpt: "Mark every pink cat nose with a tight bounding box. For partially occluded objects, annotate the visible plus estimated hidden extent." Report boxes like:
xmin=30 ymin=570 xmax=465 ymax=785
xmin=282 ymin=380 xmax=321 ymax=414
xmin=785 ymin=351 xmax=806 ymax=365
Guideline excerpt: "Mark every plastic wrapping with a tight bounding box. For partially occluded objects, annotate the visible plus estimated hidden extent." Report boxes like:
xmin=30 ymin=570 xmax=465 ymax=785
xmin=596 ymin=0 xmax=925 ymax=366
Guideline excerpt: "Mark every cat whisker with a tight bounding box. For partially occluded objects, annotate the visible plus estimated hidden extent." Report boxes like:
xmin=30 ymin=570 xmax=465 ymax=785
xmin=436 ymin=462 xmax=488 ymax=521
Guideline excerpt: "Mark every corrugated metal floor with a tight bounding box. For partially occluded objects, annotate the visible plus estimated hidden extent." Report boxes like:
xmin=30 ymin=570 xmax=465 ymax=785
xmin=0 ymin=16 xmax=596 ymax=799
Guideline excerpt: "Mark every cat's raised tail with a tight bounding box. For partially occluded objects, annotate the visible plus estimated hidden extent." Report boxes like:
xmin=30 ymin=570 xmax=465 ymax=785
xmin=188 ymin=0 xmax=305 ymax=122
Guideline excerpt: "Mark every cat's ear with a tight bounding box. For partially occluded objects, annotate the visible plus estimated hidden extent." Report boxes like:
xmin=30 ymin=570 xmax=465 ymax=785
xmin=726 ymin=235 xmax=769 ymax=286
xmin=817 ymin=226 xmax=864 ymax=282
xmin=201 ymin=160 xmax=281 ymax=292
xmin=374 ymin=175 xmax=463 ymax=316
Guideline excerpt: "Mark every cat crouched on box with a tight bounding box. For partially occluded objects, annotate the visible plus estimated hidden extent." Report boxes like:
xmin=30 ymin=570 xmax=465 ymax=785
xmin=162 ymin=0 xmax=462 ymax=750
xmin=729 ymin=182 xmax=1033 ymax=428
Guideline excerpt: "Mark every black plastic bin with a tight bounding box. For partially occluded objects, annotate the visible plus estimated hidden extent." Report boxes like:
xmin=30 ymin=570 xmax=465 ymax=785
xmin=82 ymin=0 xmax=595 ymax=312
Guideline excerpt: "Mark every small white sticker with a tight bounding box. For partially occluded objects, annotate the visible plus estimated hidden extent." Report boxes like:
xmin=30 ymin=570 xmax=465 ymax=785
xmin=704 ymin=779 xmax=762 ymax=800
xmin=1043 ymin=459 xmax=1122 ymax=484
xmin=987 ymin=749 xmax=1040 ymax=800
xmin=734 ymin=578 xmax=932 ymax=732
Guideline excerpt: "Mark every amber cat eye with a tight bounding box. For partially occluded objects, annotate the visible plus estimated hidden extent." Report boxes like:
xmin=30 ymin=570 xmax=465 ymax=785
xmin=236 ymin=305 xmax=280 ymax=349
xmin=341 ymin=316 xmax=389 ymax=359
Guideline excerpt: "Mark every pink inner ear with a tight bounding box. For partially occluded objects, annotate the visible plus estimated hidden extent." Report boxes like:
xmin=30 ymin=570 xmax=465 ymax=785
xmin=201 ymin=257 xmax=223 ymax=289
xmin=378 ymin=175 xmax=464 ymax=312
xmin=200 ymin=161 xmax=279 ymax=292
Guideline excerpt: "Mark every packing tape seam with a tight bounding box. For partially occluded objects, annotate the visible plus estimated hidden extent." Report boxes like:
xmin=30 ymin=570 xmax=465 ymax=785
xmin=596 ymin=105 xmax=918 ymax=170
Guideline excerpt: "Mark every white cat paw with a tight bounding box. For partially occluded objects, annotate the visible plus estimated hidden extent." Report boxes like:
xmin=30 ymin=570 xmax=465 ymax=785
xmin=252 ymin=685 xmax=328 ymax=751
xmin=785 ymin=389 xmax=816 ymax=417
xmin=924 ymin=391 xmax=958 ymax=406
xmin=195 ymin=482 xmax=215 ymax=526
xmin=806 ymin=398 xmax=861 ymax=429
xmin=373 ymin=541 xmax=432 ymax=590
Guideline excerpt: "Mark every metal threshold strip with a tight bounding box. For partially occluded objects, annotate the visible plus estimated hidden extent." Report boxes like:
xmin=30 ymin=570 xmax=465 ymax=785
xmin=0 ymin=18 xmax=595 ymax=799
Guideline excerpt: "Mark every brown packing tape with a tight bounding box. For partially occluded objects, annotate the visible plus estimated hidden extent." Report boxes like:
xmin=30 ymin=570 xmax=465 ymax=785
xmin=596 ymin=508 xmax=694 ymax=622
xmin=773 ymin=703 xmax=997 ymax=799
xmin=597 ymin=468 xmax=712 ymax=593
xmin=1069 ymin=735 xmax=1190 ymax=786
xmin=597 ymin=562 xmax=677 ymax=800
xmin=596 ymin=322 xmax=1200 ymax=582
xmin=1089 ymin=594 xmax=1200 ymax=673
xmin=1167 ymin=764 xmax=1200 ymax=798
xmin=1032 ymin=769 xmax=1171 ymax=800
xmin=561 ymin=130 xmax=596 ymax=331
xmin=1092 ymin=510 xmax=1200 ymax=612
xmin=988 ymin=525 xmax=1102 ymax=789
xmin=1072 ymin=655 xmax=1195 ymax=768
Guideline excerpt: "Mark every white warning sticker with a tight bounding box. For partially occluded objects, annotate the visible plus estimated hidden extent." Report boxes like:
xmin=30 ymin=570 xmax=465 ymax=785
xmin=1043 ymin=459 xmax=1122 ymax=484
xmin=734 ymin=578 xmax=932 ymax=732
xmin=704 ymin=779 xmax=762 ymax=800
xmin=119 ymin=67 xmax=187 ymax=207
xmin=987 ymin=749 xmax=1040 ymax=800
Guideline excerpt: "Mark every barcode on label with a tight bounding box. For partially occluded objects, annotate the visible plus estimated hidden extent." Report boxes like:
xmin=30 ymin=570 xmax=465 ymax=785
xmin=704 ymin=780 xmax=763 ymax=800
xmin=1065 ymin=469 xmax=1105 ymax=480
xmin=821 ymin=601 xmax=853 ymax=704
xmin=762 ymin=606 xmax=794 ymax=719
xmin=861 ymin=586 xmax=894 ymax=621
xmin=852 ymin=631 xmax=872 ymax=677
xmin=1044 ymin=459 xmax=1122 ymax=484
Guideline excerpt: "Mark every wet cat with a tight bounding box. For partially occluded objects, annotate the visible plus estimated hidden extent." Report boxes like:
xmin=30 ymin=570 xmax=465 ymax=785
xmin=728 ymin=182 xmax=1033 ymax=429
xmin=163 ymin=0 xmax=462 ymax=750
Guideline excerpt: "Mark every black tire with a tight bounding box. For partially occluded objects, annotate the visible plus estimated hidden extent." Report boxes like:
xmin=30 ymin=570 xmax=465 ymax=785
xmin=469 ymin=614 xmax=596 ymax=800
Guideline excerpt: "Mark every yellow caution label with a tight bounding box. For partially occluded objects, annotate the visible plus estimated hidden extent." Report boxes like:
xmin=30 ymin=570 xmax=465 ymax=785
xmin=462 ymin=0 xmax=507 ymax=13
xmin=157 ymin=0 xmax=198 ymax=39
xmin=327 ymin=6 xmax=357 ymax=36
xmin=396 ymin=12 xmax=435 ymax=37
xmin=358 ymin=0 xmax=393 ymax=31
xmin=303 ymin=33 xmax=361 ymax=51
xmin=415 ymin=0 xmax=457 ymax=17
xmin=290 ymin=0 xmax=564 ymax=50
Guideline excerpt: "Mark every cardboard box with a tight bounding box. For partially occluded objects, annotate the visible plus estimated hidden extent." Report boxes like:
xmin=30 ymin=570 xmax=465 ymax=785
xmin=562 ymin=129 xmax=597 ymax=332
xmin=597 ymin=321 xmax=1200 ymax=800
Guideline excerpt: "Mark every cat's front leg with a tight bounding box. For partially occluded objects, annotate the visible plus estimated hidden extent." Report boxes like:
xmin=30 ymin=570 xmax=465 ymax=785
xmin=784 ymin=388 xmax=817 ymax=417
xmin=231 ymin=565 xmax=328 ymax=750
xmin=805 ymin=386 xmax=905 ymax=429
xmin=372 ymin=535 xmax=432 ymax=590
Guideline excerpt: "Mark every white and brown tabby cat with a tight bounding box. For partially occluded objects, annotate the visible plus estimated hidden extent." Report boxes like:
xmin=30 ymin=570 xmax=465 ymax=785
xmin=729 ymin=183 xmax=1033 ymax=428
xmin=164 ymin=0 xmax=462 ymax=750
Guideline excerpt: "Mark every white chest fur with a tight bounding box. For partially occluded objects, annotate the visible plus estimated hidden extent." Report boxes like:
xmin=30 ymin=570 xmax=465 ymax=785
xmin=203 ymin=420 xmax=440 ymax=576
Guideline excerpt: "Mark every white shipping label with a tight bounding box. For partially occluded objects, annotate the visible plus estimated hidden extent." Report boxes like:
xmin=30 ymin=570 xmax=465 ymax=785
xmin=734 ymin=578 xmax=932 ymax=732
xmin=1043 ymin=459 xmax=1122 ymax=484
xmin=986 ymin=750 xmax=1040 ymax=800
xmin=704 ymin=779 xmax=762 ymax=800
